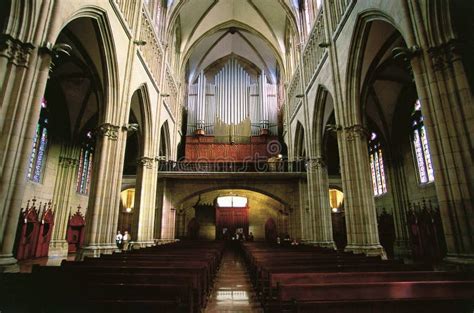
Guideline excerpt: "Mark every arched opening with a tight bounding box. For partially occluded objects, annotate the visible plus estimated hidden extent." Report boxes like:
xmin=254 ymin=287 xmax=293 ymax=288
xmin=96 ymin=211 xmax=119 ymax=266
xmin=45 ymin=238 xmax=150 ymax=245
xmin=294 ymin=121 xmax=305 ymax=160
xmin=351 ymin=18 xmax=444 ymax=260
xmin=17 ymin=15 xmax=113 ymax=259
xmin=159 ymin=121 xmax=171 ymax=161
xmin=175 ymin=189 xmax=288 ymax=241
xmin=0 ymin=0 xmax=10 ymax=32
xmin=118 ymin=188 xmax=135 ymax=234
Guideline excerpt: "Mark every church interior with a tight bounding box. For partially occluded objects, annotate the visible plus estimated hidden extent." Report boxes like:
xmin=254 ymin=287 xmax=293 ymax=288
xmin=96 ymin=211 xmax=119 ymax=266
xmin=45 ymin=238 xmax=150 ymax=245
xmin=0 ymin=0 xmax=473 ymax=312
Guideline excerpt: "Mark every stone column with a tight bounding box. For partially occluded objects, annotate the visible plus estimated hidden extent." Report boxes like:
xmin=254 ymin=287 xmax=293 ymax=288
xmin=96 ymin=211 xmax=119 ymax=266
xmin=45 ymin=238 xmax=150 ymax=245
xmin=76 ymin=123 xmax=125 ymax=260
xmin=307 ymin=157 xmax=336 ymax=248
xmin=298 ymin=178 xmax=312 ymax=242
xmin=48 ymin=145 xmax=80 ymax=257
xmin=133 ymin=156 xmax=156 ymax=247
xmin=0 ymin=35 xmax=50 ymax=272
xmin=410 ymin=42 xmax=474 ymax=265
xmin=388 ymin=156 xmax=411 ymax=257
xmin=339 ymin=125 xmax=385 ymax=257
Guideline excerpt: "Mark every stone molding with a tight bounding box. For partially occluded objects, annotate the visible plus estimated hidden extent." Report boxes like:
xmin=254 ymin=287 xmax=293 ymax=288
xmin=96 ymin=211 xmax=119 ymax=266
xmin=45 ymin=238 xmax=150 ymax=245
xmin=0 ymin=34 xmax=35 ymax=67
xmin=345 ymin=124 xmax=368 ymax=141
xmin=306 ymin=157 xmax=326 ymax=170
xmin=97 ymin=123 xmax=120 ymax=140
xmin=428 ymin=40 xmax=461 ymax=72
xmin=137 ymin=156 xmax=154 ymax=169
xmin=58 ymin=156 xmax=79 ymax=168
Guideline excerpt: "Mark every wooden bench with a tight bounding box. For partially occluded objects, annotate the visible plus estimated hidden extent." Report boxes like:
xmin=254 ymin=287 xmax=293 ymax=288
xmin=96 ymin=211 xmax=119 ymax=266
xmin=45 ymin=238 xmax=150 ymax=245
xmin=273 ymin=281 xmax=474 ymax=313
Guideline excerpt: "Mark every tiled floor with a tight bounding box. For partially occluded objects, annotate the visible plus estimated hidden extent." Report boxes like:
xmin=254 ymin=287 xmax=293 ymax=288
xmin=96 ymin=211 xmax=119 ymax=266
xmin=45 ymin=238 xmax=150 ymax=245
xmin=18 ymin=254 xmax=75 ymax=273
xmin=205 ymin=248 xmax=263 ymax=313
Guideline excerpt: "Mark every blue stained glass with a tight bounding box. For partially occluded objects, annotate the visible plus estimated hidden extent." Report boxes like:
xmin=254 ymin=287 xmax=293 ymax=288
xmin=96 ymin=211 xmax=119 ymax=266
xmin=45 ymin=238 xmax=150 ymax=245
xmin=77 ymin=145 xmax=93 ymax=194
xmin=28 ymin=98 xmax=48 ymax=183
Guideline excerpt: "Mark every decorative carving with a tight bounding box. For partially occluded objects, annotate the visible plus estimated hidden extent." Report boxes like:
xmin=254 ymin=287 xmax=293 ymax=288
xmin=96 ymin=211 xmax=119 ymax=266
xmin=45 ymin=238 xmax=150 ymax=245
xmin=97 ymin=123 xmax=120 ymax=140
xmin=0 ymin=34 xmax=35 ymax=67
xmin=137 ymin=157 xmax=154 ymax=169
xmin=307 ymin=157 xmax=326 ymax=170
xmin=428 ymin=46 xmax=447 ymax=72
xmin=345 ymin=124 xmax=369 ymax=141
xmin=59 ymin=156 xmax=79 ymax=168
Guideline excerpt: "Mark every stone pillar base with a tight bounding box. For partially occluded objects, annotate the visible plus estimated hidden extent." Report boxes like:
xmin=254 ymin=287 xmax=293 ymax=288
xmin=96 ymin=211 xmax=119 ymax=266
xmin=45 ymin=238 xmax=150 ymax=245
xmin=313 ymin=241 xmax=337 ymax=250
xmin=154 ymin=239 xmax=179 ymax=245
xmin=345 ymin=244 xmax=387 ymax=259
xmin=0 ymin=255 xmax=19 ymax=273
xmin=134 ymin=240 xmax=155 ymax=248
xmin=443 ymin=254 xmax=474 ymax=271
xmin=75 ymin=244 xmax=117 ymax=261
xmin=393 ymin=239 xmax=411 ymax=258
xmin=48 ymin=240 xmax=69 ymax=258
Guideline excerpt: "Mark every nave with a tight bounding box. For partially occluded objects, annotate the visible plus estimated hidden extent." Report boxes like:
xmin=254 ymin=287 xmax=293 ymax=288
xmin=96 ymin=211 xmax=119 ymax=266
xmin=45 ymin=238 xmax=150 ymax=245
xmin=0 ymin=241 xmax=473 ymax=313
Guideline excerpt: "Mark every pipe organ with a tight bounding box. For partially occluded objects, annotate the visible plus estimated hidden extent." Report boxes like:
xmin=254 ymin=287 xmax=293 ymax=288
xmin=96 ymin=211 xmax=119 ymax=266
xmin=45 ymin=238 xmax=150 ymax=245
xmin=187 ymin=58 xmax=279 ymax=143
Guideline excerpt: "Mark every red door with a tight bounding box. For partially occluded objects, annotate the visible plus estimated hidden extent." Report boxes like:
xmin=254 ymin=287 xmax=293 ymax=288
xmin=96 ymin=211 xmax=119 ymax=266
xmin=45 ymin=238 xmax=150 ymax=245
xmin=215 ymin=206 xmax=249 ymax=239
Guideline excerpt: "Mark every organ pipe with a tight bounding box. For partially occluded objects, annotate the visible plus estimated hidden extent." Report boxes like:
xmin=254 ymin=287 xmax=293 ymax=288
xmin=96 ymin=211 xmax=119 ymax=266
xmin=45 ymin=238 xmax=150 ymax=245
xmin=186 ymin=57 xmax=279 ymax=136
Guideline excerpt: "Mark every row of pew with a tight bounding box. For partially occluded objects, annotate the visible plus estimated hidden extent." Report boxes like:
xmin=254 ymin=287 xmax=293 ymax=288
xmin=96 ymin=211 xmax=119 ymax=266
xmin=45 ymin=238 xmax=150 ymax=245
xmin=241 ymin=242 xmax=474 ymax=313
xmin=0 ymin=241 xmax=225 ymax=313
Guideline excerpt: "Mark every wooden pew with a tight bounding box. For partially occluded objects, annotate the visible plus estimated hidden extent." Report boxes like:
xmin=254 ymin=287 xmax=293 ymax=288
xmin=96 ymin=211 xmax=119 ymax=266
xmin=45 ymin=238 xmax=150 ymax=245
xmin=273 ymin=281 xmax=474 ymax=313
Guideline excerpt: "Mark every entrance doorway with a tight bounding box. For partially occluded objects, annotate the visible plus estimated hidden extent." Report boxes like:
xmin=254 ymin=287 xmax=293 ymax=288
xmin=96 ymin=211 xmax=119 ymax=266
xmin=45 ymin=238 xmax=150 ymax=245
xmin=215 ymin=196 xmax=249 ymax=239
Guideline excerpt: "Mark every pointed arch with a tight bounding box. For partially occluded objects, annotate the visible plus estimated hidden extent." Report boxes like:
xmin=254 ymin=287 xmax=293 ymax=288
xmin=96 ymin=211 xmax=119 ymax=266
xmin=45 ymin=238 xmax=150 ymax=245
xmin=159 ymin=120 xmax=171 ymax=160
xmin=130 ymin=84 xmax=153 ymax=157
xmin=294 ymin=121 xmax=305 ymax=159
xmin=57 ymin=7 xmax=120 ymax=124
xmin=311 ymin=85 xmax=334 ymax=157
xmin=344 ymin=10 xmax=404 ymax=127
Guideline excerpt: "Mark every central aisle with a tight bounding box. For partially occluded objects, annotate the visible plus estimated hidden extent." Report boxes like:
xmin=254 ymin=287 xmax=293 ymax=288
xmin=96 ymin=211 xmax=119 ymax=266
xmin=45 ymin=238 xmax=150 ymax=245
xmin=205 ymin=246 xmax=263 ymax=313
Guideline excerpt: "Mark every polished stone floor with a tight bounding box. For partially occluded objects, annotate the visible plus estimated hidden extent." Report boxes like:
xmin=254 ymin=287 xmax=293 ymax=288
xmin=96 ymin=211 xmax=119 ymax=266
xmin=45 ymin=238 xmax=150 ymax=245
xmin=17 ymin=254 xmax=75 ymax=272
xmin=205 ymin=248 xmax=263 ymax=313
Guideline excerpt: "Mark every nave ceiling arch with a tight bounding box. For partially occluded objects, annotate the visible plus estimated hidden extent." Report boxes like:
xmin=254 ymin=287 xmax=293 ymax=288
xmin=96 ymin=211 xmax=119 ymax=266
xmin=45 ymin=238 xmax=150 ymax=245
xmin=167 ymin=0 xmax=300 ymax=83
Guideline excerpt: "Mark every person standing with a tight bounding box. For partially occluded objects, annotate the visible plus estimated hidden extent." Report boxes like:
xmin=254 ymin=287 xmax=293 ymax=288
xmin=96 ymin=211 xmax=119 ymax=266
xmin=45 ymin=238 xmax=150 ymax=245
xmin=122 ymin=231 xmax=131 ymax=251
xmin=115 ymin=231 xmax=123 ymax=249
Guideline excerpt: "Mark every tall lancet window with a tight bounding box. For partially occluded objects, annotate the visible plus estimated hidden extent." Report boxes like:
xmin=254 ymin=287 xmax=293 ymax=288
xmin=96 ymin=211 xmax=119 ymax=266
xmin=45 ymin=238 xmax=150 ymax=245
xmin=411 ymin=99 xmax=434 ymax=184
xmin=369 ymin=132 xmax=387 ymax=196
xmin=76 ymin=131 xmax=94 ymax=195
xmin=27 ymin=98 xmax=49 ymax=183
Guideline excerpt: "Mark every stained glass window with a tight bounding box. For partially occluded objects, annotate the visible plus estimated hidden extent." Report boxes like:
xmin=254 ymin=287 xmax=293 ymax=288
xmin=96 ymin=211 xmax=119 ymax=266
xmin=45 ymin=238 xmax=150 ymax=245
xmin=76 ymin=131 xmax=94 ymax=194
xmin=27 ymin=98 xmax=48 ymax=183
xmin=369 ymin=132 xmax=387 ymax=196
xmin=411 ymin=99 xmax=434 ymax=183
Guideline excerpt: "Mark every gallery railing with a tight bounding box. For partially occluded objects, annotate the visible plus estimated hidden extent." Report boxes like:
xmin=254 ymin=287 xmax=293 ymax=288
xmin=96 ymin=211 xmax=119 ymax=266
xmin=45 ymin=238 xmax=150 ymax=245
xmin=157 ymin=159 xmax=307 ymax=173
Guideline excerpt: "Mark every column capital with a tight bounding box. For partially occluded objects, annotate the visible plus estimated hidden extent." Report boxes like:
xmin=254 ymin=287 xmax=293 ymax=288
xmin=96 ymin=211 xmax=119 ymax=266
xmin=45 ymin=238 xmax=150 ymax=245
xmin=137 ymin=156 xmax=154 ymax=169
xmin=0 ymin=34 xmax=35 ymax=67
xmin=307 ymin=157 xmax=326 ymax=170
xmin=97 ymin=123 xmax=120 ymax=140
xmin=344 ymin=124 xmax=369 ymax=141
xmin=58 ymin=156 xmax=79 ymax=168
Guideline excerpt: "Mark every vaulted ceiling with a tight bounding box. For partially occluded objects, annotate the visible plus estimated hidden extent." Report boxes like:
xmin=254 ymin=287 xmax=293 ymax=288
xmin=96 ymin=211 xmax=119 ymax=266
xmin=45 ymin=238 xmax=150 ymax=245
xmin=168 ymin=0 xmax=298 ymax=83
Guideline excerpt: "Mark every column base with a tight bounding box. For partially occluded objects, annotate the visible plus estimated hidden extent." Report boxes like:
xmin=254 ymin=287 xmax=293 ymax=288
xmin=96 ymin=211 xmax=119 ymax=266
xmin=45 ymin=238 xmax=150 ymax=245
xmin=48 ymin=240 xmax=69 ymax=258
xmin=134 ymin=240 xmax=155 ymax=248
xmin=154 ymin=239 xmax=179 ymax=245
xmin=393 ymin=239 xmax=411 ymax=258
xmin=75 ymin=244 xmax=117 ymax=261
xmin=443 ymin=254 xmax=474 ymax=271
xmin=0 ymin=254 xmax=20 ymax=272
xmin=313 ymin=241 xmax=337 ymax=250
xmin=345 ymin=244 xmax=387 ymax=259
